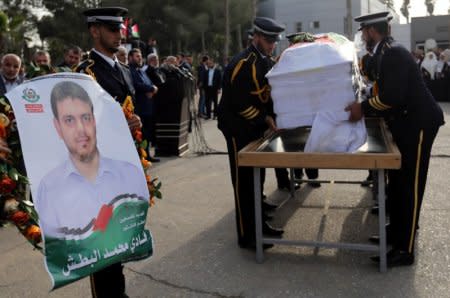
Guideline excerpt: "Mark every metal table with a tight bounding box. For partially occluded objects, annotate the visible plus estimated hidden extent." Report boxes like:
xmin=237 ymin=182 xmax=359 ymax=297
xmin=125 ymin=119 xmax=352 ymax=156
xmin=238 ymin=118 xmax=401 ymax=272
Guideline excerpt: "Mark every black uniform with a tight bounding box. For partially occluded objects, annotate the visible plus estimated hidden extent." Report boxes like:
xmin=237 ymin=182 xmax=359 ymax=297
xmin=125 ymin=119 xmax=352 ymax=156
xmin=76 ymin=51 xmax=135 ymax=104
xmin=361 ymin=37 xmax=444 ymax=255
xmin=218 ymin=44 xmax=276 ymax=247
xmin=75 ymin=50 xmax=135 ymax=298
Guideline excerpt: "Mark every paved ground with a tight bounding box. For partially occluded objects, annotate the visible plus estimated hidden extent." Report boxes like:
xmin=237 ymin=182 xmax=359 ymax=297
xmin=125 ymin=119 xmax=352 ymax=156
xmin=1 ymin=103 xmax=450 ymax=298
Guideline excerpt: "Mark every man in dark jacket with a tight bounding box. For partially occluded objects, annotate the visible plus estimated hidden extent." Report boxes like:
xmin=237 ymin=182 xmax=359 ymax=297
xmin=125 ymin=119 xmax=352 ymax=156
xmin=347 ymin=12 xmax=445 ymax=267
xmin=128 ymin=48 xmax=159 ymax=162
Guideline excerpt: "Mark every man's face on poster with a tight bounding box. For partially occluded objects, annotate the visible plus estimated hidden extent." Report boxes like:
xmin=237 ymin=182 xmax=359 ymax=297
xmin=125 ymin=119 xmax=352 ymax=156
xmin=53 ymin=98 xmax=97 ymax=163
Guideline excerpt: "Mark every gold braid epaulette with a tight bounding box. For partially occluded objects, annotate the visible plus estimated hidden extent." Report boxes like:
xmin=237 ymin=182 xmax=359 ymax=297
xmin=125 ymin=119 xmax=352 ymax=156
xmin=75 ymin=59 xmax=96 ymax=81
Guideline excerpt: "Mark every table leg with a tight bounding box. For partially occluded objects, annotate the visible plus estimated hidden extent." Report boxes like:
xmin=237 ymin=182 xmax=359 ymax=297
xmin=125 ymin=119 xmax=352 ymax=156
xmin=254 ymin=167 xmax=264 ymax=263
xmin=378 ymin=169 xmax=387 ymax=272
xmin=289 ymin=168 xmax=295 ymax=197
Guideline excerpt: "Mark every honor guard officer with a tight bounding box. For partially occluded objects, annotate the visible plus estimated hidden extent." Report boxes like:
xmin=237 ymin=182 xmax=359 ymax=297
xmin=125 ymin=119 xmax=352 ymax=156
xmin=76 ymin=7 xmax=135 ymax=106
xmin=75 ymin=7 xmax=138 ymax=298
xmin=218 ymin=17 xmax=286 ymax=250
xmin=346 ymin=12 xmax=444 ymax=267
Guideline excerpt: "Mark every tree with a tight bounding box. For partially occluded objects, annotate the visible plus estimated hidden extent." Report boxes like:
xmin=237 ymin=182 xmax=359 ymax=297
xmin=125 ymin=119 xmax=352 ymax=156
xmin=400 ymin=0 xmax=410 ymax=23
xmin=425 ymin=0 xmax=436 ymax=15
xmin=0 ymin=2 xmax=37 ymax=57
xmin=101 ymin=0 xmax=253 ymax=59
xmin=381 ymin=0 xmax=395 ymax=9
xmin=37 ymin=0 xmax=99 ymax=63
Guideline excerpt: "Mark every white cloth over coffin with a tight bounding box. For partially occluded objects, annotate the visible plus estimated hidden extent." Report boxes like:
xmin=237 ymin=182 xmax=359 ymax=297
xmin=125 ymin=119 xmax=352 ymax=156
xmin=304 ymin=111 xmax=367 ymax=153
xmin=269 ymin=63 xmax=354 ymax=128
xmin=268 ymin=37 xmax=354 ymax=76
xmin=266 ymin=34 xmax=356 ymax=130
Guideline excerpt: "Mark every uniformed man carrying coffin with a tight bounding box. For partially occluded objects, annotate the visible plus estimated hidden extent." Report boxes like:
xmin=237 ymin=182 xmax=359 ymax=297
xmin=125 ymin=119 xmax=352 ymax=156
xmin=346 ymin=12 xmax=444 ymax=267
xmin=218 ymin=17 xmax=287 ymax=250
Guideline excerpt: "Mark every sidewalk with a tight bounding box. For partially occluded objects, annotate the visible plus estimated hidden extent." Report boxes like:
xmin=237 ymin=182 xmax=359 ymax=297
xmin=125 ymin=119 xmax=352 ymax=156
xmin=1 ymin=104 xmax=450 ymax=297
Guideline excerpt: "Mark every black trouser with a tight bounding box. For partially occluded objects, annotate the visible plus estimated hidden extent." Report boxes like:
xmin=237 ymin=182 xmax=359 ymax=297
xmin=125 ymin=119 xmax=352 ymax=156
xmin=90 ymin=263 xmax=125 ymax=298
xmin=223 ymin=132 xmax=265 ymax=246
xmin=205 ymin=86 xmax=219 ymax=118
xmin=140 ymin=114 xmax=156 ymax=147
xmin=293 ymin=168 xmax=319 ymax=180
xmin=274 ymin=168 xmax=290 ymax=187
xmin=387 ymin=123 xmax=439 ymax=254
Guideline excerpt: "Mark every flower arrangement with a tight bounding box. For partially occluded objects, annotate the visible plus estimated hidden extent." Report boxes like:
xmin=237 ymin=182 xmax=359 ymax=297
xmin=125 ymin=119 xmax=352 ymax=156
xmin=122 ymin=96 xmax=162 ymax=206
xmin=0 ymin=96 xmax=42 ymax=249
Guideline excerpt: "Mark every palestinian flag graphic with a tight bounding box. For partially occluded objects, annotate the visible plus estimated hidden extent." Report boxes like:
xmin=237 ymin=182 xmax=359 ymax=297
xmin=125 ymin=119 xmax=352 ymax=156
xmin=43 ymin=195 xmax=153 ymax=289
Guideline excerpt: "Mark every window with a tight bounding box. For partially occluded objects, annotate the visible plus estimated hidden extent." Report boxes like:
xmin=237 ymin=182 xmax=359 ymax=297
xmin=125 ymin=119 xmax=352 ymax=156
xmin=310 ymin=21 xmax=320 ymax=29
xmin=296 ymin=22 xmax=302 ymax=32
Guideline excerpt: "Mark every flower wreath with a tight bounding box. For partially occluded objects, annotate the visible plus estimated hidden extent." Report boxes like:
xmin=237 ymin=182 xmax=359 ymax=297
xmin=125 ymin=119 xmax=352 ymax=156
xmin=122 ymin=96 xmax=162 ymax=204
xmin=0 ymin=96 xmax=42 ymax=249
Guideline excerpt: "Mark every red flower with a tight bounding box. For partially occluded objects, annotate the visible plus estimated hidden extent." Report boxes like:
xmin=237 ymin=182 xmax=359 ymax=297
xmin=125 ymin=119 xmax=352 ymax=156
xmin=0 ymin=176 xmax=16 ymax=194
xmin=9 ymin=210 xmax=30 ymax=226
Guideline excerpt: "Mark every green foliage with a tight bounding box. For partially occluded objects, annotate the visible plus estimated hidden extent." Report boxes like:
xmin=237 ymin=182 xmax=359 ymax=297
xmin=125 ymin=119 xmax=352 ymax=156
xmin=0 ymin=2 xmax=36 ymax=55
xmin=101 ymin=0 xmax=254 ymax=59
xmin=2 ymin=0 xmax=254 ymax=65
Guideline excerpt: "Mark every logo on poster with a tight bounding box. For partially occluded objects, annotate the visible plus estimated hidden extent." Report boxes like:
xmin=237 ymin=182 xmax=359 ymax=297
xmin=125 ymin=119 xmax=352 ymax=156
xmin=21 ymin=88 xmax=40 ymax=103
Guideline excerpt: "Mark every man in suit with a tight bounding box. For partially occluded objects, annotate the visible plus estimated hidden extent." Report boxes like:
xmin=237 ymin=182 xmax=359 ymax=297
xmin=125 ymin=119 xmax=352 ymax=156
xmin=203 ymin=58 xmax=222 ymax=119
xmin=347 ymin=12 xmax=444 ymax=267
xmin=196 ymin=55 xmax=209 ymax=118
xmin=0 ymin=54 xmax=23 ymax=96
xmin=128 ymin=48 xmax=160 ymax=162
xmin=74 ymin=7 xmax=139 ymax=297
xmin=145 ymin=53 xmax=165 ymax=88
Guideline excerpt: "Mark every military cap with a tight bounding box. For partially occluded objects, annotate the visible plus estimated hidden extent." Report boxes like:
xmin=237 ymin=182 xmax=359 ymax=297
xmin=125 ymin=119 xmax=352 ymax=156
xmin=83 ymin=7 xmax=128 ymax=28
xmin=354 ymin=11 xmax=393 ymax=31
xmin=253 ymin=17 xmax=285 ymax=42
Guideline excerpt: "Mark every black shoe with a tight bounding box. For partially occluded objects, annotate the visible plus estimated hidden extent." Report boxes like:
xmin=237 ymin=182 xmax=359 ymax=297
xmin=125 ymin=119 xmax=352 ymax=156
xmin=262 ymin=200 xmax=278 ymax=211
xmin=148 ymin=156 xmax=160 ymax=162
xmin=361 ymin=173 xmax=373 ymax=187
xmin=308 ymin=181 xmax=321 ymax=188
xmin=370 ymin=248 xmax=415 ymax=267
xmin=263 ymin=222 xmax=284 ymax=237
xmin=239 ymin=242 xmax=274 ymax=251
xmin=277 ymin=182 xmax=300 ymax=191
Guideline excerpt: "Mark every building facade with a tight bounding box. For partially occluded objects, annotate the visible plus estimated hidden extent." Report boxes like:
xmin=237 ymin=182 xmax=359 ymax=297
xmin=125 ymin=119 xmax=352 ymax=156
xmin=411 ymin=15 xmax=450 ymax=50
xmin=258 ymin=0 xmax=398 ymax=49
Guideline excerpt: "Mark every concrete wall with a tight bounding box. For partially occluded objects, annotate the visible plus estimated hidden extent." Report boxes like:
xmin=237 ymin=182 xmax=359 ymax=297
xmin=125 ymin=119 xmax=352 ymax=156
xmin=411 ymin=15 xmax=450 ymax=50
xmin=391 ymin=23 xmax=411 ymax=51
xmin=257 ymin=0 xmax=397 ymax=41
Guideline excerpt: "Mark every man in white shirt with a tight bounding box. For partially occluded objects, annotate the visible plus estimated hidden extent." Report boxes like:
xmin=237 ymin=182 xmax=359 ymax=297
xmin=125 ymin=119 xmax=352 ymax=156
xmin=203 ymin=58 xmax=222 ymax=119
